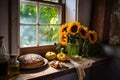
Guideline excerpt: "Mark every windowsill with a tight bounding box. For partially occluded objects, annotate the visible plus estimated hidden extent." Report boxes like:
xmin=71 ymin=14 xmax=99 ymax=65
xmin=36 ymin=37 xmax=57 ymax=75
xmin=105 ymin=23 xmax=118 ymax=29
xmin=16 ymin=62 xmax=75 ymax=80
xmin=0 ymin=57 xmax=107 ymax=80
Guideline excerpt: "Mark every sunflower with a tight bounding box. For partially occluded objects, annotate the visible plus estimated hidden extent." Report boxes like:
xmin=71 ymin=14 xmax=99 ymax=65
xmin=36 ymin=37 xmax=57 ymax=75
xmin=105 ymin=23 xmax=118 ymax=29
xmin=59 ymin=23 xmax=69 ymax=34
xmin=59 ymin=32 xmax=68 ymax=46
xmin=67 ymin=21 xmax=80 ymax=35
xmin=79 ymin=25 xmax=89 ymax=39
xmin=88 ymin=30 xmax=97 ymax=44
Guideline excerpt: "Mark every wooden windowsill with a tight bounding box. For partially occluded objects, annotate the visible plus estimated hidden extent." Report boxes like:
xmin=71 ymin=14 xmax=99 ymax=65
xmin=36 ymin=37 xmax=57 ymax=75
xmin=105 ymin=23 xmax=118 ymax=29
xmin=16 ymin=62 xmax=75 ymax=80
xmin=0 ymin=57 xmax=107 ymax=80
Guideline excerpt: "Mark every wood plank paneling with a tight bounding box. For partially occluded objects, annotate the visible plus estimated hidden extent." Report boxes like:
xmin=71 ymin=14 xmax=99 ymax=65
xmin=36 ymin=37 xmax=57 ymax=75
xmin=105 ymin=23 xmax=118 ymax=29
xmin=90 ymin=0 xmax=106 ymax=42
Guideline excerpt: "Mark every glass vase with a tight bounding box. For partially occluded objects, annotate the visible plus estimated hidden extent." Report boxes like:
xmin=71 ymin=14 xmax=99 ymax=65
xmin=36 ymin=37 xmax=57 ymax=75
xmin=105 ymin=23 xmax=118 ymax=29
xmin=67 ymin=43 xmax=80 ymax=58
xmin=81 ymin=45 xmax=89 ymax=58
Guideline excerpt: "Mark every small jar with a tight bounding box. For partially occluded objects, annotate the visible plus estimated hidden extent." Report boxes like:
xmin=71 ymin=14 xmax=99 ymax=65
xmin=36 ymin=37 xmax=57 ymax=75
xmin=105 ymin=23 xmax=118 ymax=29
xmin=7 ymin=55 xmax=20 ymax=77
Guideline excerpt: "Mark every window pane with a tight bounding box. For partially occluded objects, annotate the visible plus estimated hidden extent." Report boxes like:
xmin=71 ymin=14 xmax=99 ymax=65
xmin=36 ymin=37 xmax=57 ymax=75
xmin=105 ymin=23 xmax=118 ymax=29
xmin=43 ymin=0 xmax=59 ymax=3
xmin=20 ymin=2 xmax=36 ymax=23
xmin=39 ymin=25 xmax=59 ymax=45
xmin=20 ymin=25 xmax=36 ymax=47
xmin=39 ymin=5 xmax=59 ymax=24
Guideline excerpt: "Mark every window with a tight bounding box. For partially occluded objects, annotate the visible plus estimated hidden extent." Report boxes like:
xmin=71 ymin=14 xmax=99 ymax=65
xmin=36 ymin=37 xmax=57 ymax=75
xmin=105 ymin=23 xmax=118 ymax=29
xmin=20 ymin=0 xmax=64 ymax=48
xmin=42 ymin=0 xmax=59 ymax=3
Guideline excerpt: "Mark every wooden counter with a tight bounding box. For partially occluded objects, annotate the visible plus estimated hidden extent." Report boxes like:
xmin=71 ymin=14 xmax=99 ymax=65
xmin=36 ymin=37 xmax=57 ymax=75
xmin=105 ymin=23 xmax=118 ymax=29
xmin=0 ymin=57 xmax=107 ymax=80
xmin=16 ymin=62 xmax=75 ymax=80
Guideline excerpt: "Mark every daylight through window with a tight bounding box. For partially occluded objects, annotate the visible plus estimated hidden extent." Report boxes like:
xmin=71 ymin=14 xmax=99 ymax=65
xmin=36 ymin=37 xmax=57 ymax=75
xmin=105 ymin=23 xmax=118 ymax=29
xmin=20 ymin=0 xmax=63 ymax=47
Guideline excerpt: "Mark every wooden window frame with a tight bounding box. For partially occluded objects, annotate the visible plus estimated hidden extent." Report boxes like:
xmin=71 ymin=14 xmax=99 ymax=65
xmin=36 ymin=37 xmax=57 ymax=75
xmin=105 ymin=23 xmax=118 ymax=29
xmin=19 ymin=0 xmax=65 ymax=55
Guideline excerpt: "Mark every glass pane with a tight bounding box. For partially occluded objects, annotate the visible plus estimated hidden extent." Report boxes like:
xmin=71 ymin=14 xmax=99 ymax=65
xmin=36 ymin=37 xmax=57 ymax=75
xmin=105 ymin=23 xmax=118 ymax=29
xmin=39 ymin=5 xmax=59 ymax=24
xmin=43 ymin=0 xmax=59 ymax=3
xmin=20 ymin=2 xmax=36 ymax=23
xmin=39 ymin=25 xmax=59 ymax=45
xmin=20 ymin=25 xmax=36 ymax=47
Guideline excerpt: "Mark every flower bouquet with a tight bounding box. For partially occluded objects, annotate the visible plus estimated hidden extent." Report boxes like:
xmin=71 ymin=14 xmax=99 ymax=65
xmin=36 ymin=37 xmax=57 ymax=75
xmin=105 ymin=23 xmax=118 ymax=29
xmin=58 ymin=21 xmax=97 ymax=58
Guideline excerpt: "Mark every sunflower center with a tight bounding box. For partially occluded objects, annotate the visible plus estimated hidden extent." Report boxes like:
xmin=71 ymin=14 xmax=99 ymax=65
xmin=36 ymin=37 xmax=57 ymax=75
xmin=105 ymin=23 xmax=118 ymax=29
xmin=71 ymin=25 xmax=78 ymax=33
xmin=62 ymin=27 xmax=67 ymax=32
xmin=90 ymin=34 xmax=94 ymax=40
xmin=80 ymin=29 xmax=85 ymax=36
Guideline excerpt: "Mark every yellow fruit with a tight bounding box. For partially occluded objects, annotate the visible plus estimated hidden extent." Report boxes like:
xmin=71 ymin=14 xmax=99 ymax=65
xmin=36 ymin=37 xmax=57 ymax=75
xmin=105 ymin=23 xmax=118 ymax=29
xmin=45 ymin=51 xmax=56 ymax=60
xmin=57 ymin=53 xmax=67 ymax=61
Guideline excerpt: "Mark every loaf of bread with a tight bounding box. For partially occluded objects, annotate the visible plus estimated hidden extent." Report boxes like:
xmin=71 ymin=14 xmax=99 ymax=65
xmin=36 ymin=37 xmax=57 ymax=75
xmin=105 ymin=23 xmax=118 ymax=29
xmin=18 ymin=53 xmax=44 ymax=69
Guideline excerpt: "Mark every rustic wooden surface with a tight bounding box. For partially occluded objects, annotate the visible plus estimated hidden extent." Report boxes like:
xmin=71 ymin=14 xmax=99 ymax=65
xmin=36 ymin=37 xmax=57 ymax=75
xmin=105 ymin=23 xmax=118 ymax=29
xmin=0 ymin=57 xmax=106 ymax=80
xmin=12 ymin=62 xmax=74 ymax=80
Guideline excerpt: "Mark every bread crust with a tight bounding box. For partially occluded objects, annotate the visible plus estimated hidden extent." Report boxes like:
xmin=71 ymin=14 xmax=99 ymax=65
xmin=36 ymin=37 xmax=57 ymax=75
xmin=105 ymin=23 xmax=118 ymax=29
xmin=19 ymin=53 xmax=44 ymax=69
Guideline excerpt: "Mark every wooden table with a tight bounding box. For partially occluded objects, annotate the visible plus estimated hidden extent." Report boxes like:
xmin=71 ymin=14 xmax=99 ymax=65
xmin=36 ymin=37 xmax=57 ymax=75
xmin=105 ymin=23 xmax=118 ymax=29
xmin=16 ymin=62 xmax=74 ymax=80
xmin=0 ymin=57 xmax=107 ymax=80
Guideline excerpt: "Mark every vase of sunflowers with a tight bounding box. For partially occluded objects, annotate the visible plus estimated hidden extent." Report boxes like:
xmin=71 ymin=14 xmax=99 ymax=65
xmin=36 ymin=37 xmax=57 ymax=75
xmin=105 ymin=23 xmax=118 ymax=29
xmin=67 ymin=41 xmax=80 ymax=58
xmin=58 ymin=21 xmax=97 ymax=58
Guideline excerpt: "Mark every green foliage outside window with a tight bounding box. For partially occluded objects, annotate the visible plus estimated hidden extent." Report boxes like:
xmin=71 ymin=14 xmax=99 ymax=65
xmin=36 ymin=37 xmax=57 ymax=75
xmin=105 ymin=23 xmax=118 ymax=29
xmin=43 ymin=0 xmax=58 ymax=3
xmin=20 ymin=2 xmax=60 ymax=47
xmin=39 ymin=6 xmax=58 ymax=24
